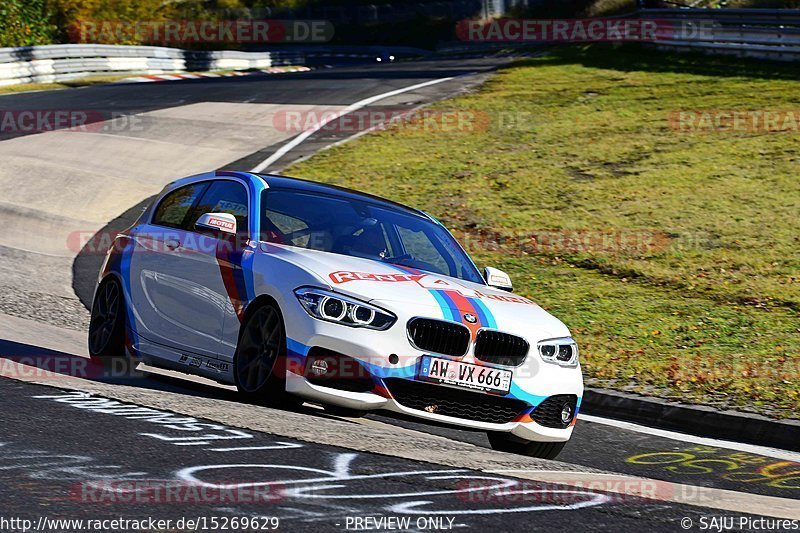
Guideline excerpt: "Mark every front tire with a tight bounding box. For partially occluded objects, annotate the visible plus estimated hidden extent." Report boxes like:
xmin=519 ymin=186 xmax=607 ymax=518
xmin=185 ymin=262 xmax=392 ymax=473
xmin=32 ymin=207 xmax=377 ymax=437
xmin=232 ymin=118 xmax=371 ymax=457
xmin=88 ymin=278 xmax=126 ymax=358
xmin=487 ymin=432 xmax=566 ymax=459
xmin=234 ymin=302 xmax=301 ymax=409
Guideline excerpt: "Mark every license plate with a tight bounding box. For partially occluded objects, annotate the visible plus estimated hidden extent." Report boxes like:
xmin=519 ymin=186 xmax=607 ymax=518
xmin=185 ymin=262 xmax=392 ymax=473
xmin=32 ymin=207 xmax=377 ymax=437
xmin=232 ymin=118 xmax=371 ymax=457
xmin=417 ymin=356 xmax=512 ymax=394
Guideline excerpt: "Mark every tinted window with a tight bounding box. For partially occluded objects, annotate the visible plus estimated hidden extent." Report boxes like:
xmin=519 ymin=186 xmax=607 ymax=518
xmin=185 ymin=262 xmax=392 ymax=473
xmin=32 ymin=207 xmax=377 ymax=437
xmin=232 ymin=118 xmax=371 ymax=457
xmin=152 ymin=183 xmax=206 ymax=229
xmin=396 ymin=225 xmax=450 ymax=276
xmin=261 ymin=189 xmax=484 ymax=284
xmin=263 ymin=208 xmax=312 ymax=246
xmin=189 ymin=180 xmax=249 ymax=235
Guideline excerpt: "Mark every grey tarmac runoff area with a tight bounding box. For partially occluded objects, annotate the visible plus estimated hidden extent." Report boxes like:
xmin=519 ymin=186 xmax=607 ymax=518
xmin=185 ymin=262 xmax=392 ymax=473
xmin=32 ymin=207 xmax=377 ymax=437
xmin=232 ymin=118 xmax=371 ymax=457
xmin=0 ymin=57 xmax=798 ymax=532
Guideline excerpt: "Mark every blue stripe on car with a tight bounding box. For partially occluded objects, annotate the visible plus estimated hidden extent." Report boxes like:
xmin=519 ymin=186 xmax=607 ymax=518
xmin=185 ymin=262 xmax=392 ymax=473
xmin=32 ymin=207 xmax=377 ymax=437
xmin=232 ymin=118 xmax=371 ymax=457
xmin=470 ymin=297 xmax=497 ymax=329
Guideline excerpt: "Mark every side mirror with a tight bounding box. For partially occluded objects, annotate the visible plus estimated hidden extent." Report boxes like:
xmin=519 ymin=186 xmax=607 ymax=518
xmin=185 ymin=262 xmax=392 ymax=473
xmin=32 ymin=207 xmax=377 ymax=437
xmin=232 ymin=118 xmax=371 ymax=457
xmin=484 ymin=267 xmax=513 ymax=292
xmin=195 ymin=212 xmax=237 ymax=235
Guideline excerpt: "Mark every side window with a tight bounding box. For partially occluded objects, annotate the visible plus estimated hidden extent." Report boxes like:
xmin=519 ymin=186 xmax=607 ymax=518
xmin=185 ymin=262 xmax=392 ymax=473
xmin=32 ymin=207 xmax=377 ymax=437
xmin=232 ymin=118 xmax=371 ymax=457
xmin=396 ymin=225 xmax=451 ymax=277
xmin=189 ymin=180 xmax=249 ymax=235
xmin=152 ymin=183 xmax=207 ymax=229
xmin=264 ymin=209 xmax=309 ymax=245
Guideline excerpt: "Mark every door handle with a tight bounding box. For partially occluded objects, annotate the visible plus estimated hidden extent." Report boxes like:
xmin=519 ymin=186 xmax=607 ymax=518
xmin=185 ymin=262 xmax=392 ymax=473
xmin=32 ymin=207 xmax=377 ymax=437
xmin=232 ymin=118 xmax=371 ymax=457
xmin=165 ymin=238 xmax=181 ymax=250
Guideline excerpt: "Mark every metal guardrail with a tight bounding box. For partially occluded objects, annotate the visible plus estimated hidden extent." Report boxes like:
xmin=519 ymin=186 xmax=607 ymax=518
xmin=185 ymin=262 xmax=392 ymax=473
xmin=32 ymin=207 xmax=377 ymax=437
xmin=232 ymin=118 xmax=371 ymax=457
xmin=8 ymin=9 xmax=796 ymax=86
xmin=0 ymin=44 xmax=305 ymax=86
xmin=643 ymin=8 xmax=800 ymax=61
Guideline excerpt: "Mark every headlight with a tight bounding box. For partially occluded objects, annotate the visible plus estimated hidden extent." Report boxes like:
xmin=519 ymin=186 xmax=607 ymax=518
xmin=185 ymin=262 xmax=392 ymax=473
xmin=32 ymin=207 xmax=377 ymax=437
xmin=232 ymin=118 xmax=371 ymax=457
xmin=538 ymin=337 xmax=579 ymax=367
xmin=294 ymin=287 xmax=396 ymax=330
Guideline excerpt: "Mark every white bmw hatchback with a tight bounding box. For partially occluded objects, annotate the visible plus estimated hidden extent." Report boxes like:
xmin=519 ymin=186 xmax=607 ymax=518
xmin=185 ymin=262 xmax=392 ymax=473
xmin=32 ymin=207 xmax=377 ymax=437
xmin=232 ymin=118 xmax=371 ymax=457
xmin=89 ymin=171 xmax=583 ymax=458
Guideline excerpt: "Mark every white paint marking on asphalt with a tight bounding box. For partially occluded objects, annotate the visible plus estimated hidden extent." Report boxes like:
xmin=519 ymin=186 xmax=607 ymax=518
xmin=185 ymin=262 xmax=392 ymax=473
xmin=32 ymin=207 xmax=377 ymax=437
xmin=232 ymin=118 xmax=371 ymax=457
xmin=283 ymin=96 xmax=451 ymax=170
xmin=578 ymin=413 xmax=800 ymax=462
xmin=210 ymin=442 xmax=304 ymax=452
xmin=250 ymin=76 xmax=455 ymax=172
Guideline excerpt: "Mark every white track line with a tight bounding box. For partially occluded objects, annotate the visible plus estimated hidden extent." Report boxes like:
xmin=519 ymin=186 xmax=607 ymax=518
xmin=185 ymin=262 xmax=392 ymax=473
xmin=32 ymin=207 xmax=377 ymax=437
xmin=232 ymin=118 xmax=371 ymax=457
xmin=250 ymin=76 xmax=454 ymax=172
xmin=579 ymin=413 xmax=800 ymax=462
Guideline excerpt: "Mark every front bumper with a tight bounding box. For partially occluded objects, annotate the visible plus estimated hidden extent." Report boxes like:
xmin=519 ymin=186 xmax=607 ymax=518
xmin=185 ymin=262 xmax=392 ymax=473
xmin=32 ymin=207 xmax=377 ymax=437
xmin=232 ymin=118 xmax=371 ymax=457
xmin=282 ymin=313 xmax=583 ymax=443
xmin=286 ymin=371 xmax=577 ymax=442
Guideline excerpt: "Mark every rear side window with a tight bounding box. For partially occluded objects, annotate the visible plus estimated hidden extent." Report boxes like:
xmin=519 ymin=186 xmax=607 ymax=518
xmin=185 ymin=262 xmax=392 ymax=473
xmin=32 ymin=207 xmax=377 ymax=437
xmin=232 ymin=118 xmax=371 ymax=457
xmin=188 ymin=180 xmax=249 ymax=235
xmin=152 ymin=183 xmax=206 ymax=229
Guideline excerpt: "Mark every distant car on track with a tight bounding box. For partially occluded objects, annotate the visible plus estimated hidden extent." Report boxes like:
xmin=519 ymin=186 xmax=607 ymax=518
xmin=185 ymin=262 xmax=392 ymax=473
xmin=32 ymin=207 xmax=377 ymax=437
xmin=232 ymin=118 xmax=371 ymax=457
xmin=89 ymin=171 xmax=583 ymax=458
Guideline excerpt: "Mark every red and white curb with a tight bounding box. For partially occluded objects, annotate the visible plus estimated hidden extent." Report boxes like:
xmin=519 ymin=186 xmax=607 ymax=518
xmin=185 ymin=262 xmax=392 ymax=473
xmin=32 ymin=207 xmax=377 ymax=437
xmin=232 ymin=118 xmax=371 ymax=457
xmin=118 ymin=67 xmax=311 ymax=83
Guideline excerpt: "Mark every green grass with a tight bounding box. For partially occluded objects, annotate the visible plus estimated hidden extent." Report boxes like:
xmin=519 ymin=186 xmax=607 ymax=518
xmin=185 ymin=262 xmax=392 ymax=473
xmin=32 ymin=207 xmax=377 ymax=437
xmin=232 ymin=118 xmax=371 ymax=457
xmin=0 ymin=81 xmax=70 ymax=94
xmin=287 ymin=44 xmax=800 ymax=419
xmin=0 ymin=74 xmax=143 ymax=95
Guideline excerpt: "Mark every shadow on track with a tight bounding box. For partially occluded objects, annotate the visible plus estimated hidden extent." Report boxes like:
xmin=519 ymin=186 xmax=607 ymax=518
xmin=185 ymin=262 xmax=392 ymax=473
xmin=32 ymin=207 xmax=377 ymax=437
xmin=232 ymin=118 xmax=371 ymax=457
xmin=71 ymin=196 xmax=154 ymax=310
xmin=0 ymin=338 xmax=363 ymax=427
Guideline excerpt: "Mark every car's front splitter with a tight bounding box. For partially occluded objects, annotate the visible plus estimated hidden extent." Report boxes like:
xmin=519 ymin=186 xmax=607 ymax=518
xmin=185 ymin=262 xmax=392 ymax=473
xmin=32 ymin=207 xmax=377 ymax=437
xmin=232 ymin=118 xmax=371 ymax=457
xmin=284 ymin=352 xmax=578 ymax=443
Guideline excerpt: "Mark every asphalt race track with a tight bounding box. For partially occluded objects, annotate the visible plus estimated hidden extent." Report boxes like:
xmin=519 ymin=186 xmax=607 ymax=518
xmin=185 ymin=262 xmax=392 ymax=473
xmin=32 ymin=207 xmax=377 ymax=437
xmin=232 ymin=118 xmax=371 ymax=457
xmin=0 ymin=57 xmax=798 ymax=532
xmin=0 ymin=379 xmax=727 ymax=532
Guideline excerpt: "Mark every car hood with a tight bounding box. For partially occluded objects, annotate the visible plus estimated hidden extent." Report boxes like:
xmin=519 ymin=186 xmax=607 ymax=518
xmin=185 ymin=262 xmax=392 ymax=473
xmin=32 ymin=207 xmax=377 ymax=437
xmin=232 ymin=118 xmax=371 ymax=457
xmin=261 ymin=243 xmax=571 ymax=340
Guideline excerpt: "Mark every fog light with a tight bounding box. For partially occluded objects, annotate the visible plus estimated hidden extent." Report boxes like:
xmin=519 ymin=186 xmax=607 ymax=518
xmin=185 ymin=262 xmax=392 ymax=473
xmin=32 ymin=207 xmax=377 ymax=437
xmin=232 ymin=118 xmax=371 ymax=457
xmin=561 ymin=403 xmax=574 ymax=424
xmin=310 ymin=358 xmax=329 ymax=376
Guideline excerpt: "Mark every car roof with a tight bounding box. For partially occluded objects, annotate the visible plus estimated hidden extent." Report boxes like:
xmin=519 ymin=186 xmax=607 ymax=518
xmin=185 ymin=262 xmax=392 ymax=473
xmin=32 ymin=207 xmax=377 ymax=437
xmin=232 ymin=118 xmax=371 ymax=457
xmin=256 ymin=173 xmax=432 ymax=221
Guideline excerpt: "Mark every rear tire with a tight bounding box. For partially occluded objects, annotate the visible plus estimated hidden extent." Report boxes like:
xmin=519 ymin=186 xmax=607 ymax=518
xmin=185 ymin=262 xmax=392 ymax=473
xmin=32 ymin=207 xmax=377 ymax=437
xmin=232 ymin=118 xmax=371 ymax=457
xmin=234 ymin=302 xmax=301 ymax=409
xmin=88 ymin=278 xmax=126 ymax=358
xmin=487 ymin=432 xmax=566 ymax=459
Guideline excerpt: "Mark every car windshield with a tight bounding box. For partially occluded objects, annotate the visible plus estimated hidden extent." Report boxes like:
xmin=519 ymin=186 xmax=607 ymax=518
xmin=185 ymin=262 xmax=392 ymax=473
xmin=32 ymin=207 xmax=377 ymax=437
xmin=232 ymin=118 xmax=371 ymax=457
xmin=261 ymin=188 xmax=485 ymax=284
